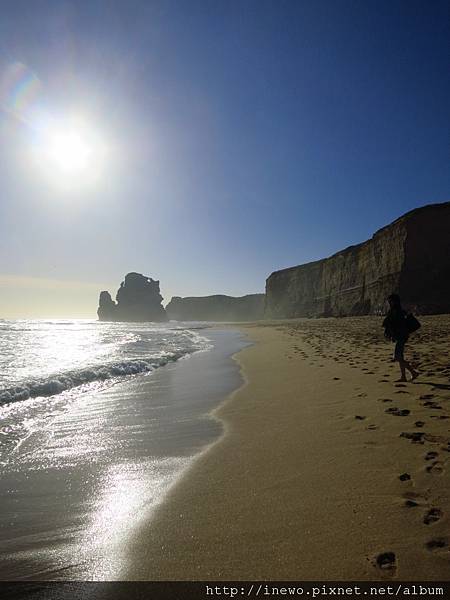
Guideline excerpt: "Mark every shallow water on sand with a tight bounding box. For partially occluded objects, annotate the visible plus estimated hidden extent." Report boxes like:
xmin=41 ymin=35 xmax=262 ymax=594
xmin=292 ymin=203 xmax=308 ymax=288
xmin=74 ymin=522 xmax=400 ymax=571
xmin=0 ymin=328 xmax=249 ymax=580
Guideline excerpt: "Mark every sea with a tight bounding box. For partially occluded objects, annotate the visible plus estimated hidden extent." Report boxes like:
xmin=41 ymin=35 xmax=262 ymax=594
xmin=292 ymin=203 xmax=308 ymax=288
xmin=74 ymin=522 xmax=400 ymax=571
xmin=0 ymin=319 xmax=248 ymax=580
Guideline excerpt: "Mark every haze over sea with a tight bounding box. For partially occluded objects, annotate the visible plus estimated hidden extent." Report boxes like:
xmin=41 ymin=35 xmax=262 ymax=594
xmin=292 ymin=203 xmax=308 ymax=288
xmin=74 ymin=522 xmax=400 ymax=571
xmin=0 ymin=318 xmax=248 ymax=579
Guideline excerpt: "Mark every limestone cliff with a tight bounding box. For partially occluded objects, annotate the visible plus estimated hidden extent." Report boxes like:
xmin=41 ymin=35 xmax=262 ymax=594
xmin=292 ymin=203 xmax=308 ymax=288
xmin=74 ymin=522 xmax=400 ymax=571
xmin=166 ymin=294 xmax=265 ymax=322
xmin=98 ymin=272 xmax=167 ymax=322
xmin=265 ymin=202 xmax=450 ymax=318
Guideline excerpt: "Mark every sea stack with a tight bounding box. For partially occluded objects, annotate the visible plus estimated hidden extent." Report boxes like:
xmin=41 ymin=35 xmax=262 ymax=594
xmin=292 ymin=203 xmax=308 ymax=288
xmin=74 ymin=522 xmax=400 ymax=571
xmin=98 ymin=272 xmax=168 ymax=322
xmin=265 ymin=201 xmax=450 ymax=318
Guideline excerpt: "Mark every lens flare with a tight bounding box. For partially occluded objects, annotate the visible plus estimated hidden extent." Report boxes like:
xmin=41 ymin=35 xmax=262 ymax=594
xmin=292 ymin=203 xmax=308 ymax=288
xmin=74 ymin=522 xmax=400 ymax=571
xmin=0 ymin=62 xmax=41 ymax=123
xmin=1 ymin=61 xmax=109 ymax=191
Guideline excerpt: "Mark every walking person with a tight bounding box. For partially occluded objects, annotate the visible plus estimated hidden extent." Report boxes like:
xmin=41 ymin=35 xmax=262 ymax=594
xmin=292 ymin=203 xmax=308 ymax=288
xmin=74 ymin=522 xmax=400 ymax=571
xmin=383 ymin=294 xmax=420 ymax=382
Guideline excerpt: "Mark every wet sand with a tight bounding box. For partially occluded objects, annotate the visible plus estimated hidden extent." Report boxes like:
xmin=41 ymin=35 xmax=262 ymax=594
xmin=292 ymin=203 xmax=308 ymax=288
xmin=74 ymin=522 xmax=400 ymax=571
xmin=0 ymin=329 xmax=248 ymax=580
xmin=125 ymin=315 xmax=450 ymax=580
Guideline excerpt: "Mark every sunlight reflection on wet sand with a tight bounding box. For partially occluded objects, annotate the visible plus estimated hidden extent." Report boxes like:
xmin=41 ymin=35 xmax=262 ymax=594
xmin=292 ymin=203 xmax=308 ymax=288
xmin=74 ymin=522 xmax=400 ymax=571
xmin=0 ymin=329 xmax=248 ymax=580
xmin=86 ymin=458 xmax=189 ymax=579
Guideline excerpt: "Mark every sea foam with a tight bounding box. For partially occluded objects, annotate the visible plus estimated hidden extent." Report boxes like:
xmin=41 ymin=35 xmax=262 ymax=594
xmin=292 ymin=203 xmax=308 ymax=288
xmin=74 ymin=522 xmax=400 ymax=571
xmin=0 ymin=353 xmax=187 ymax=404
xmin=0 ymin=319 xmax=211 ymax=406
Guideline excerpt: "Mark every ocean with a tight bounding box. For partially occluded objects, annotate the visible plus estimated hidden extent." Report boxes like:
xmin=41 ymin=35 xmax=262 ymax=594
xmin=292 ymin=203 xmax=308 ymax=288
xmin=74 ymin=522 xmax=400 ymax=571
xmin=0 ymin=319 xmax=248 ymax=579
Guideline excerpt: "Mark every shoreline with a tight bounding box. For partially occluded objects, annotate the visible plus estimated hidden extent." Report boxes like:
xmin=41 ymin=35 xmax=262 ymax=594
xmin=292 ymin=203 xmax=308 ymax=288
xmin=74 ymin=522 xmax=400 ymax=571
xmin=0 ymin=327 xmax=249 ymax=581
xmin=124 ymin=315 xmax=450 ymax=581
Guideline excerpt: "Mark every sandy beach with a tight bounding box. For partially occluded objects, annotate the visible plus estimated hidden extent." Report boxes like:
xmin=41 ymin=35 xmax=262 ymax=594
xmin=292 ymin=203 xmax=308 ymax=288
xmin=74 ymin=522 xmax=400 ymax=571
xmin=125 ymin=315 xmax=450 ymax=581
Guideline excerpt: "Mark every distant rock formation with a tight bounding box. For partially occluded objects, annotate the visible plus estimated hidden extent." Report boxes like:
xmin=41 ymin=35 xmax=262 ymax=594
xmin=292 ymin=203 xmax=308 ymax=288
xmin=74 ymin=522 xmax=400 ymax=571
xmin=98 ymin=272 xmax=168 ymax=322
xmin=97 ymin=291 xmax=117 ymax=321
xmin=166 ymin=294 xmax=265 ymax=322
xmin=265 ymin=201 xmax=450 ymax=318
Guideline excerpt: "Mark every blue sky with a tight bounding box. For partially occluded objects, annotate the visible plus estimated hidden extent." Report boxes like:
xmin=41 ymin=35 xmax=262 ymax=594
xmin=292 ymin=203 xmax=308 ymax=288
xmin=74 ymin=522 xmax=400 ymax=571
xmin=0 ymin=0 xmax=449 ymax=317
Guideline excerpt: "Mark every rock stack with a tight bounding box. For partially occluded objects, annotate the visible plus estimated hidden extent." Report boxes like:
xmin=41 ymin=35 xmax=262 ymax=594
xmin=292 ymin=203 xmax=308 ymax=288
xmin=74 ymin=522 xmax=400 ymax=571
xmin=98 ymin=272 xmax=168 ymax=322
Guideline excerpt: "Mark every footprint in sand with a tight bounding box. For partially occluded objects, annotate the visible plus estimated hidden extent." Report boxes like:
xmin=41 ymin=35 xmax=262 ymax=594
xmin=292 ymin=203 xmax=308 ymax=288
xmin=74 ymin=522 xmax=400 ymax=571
xmin=425 ymin=451 xmax=439 ymax=461
xmin=404 ymin=499 xmax=420 ymax=508
xmin=385 ymin=407 xmax=410 ymax=416
xmin=367 ymin=424 xmax=378 ymax=430
xmin=402 ymin=491 xmax=428 ymax=508
xmin=415 ymin=421 xmax=426 ymax=427
xmin=374 ymin=552 xmax=396 ymax=574
xmin=426 ymin=538 xmax=448 ymax=551
xmin=355 ymin=415 xmax=366 ymax=420
xmin=400 ymin=431 xmax=425 ymax=444
xmin=424 ymin=508 xmax=443 ymax=525
xmin=395 ymin=383 xmax=408 ymax=388
xmin=426 ymin=461 xmax=444 ymax=475
xmin=423 ymin=401 xmax=442 ymax=410
xmin=399 ymin=473 xmax=411 ymax=481
xmin=379 ymin=398 xmax=393 ymax=403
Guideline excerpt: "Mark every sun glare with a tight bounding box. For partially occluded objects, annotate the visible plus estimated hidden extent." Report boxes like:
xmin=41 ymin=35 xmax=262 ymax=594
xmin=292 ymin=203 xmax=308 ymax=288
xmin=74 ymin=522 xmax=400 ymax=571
xmin=31 ymin=116 xmax=108 ymax=189
xmin=46 ymin=130 xmax=93 ymax=174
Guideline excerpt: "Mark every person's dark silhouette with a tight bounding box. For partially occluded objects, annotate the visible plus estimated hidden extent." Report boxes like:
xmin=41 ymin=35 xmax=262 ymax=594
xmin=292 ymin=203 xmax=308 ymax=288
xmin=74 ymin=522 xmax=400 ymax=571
xmin=382 ymin=294 xmax=419 ymax=382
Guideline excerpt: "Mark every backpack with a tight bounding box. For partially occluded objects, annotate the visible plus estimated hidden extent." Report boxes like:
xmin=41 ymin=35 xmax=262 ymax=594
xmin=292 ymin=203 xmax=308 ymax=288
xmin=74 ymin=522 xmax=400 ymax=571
xmin=405 ymin=313 xmax=421 ymax=334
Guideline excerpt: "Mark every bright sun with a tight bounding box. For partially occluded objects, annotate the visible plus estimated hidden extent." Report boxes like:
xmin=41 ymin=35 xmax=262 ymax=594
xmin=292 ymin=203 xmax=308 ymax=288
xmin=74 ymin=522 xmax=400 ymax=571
xmin=45 ymin=130 xmax=93 ymax=174
xmin=32 ymin=116 xmax=107 ymax=189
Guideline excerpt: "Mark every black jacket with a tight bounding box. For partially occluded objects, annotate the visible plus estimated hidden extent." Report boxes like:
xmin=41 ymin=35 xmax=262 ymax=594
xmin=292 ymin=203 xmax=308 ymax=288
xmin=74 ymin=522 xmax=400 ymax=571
xmin=383 ymin=308 xmax=409 ymax=342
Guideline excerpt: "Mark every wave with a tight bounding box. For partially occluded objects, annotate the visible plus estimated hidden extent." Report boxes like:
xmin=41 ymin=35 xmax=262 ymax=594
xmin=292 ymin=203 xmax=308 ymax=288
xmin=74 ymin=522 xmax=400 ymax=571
xmin=0 ymin=351 xmax=189 ymax=405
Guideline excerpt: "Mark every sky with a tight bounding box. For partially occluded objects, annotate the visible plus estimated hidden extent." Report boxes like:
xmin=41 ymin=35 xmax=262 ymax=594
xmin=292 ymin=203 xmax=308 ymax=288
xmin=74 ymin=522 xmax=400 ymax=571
xmin=0 ymin=0 xmax=449 ymax=318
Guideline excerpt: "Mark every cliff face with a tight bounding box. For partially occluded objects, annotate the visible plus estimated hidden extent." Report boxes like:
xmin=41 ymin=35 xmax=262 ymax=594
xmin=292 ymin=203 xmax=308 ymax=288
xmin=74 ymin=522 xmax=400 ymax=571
xmin=166 ymin=294 xmax=265 ymax=322
xmin=265 ymin=202 xmax=450 ymax=318
xmin=98 ymin=272 xmax=168 ymax=322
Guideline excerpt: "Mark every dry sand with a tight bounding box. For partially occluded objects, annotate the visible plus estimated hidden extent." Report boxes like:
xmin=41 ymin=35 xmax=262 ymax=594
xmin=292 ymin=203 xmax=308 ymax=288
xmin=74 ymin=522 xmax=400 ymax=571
xmin=124 ymin=315 xmax=450 ymax=580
